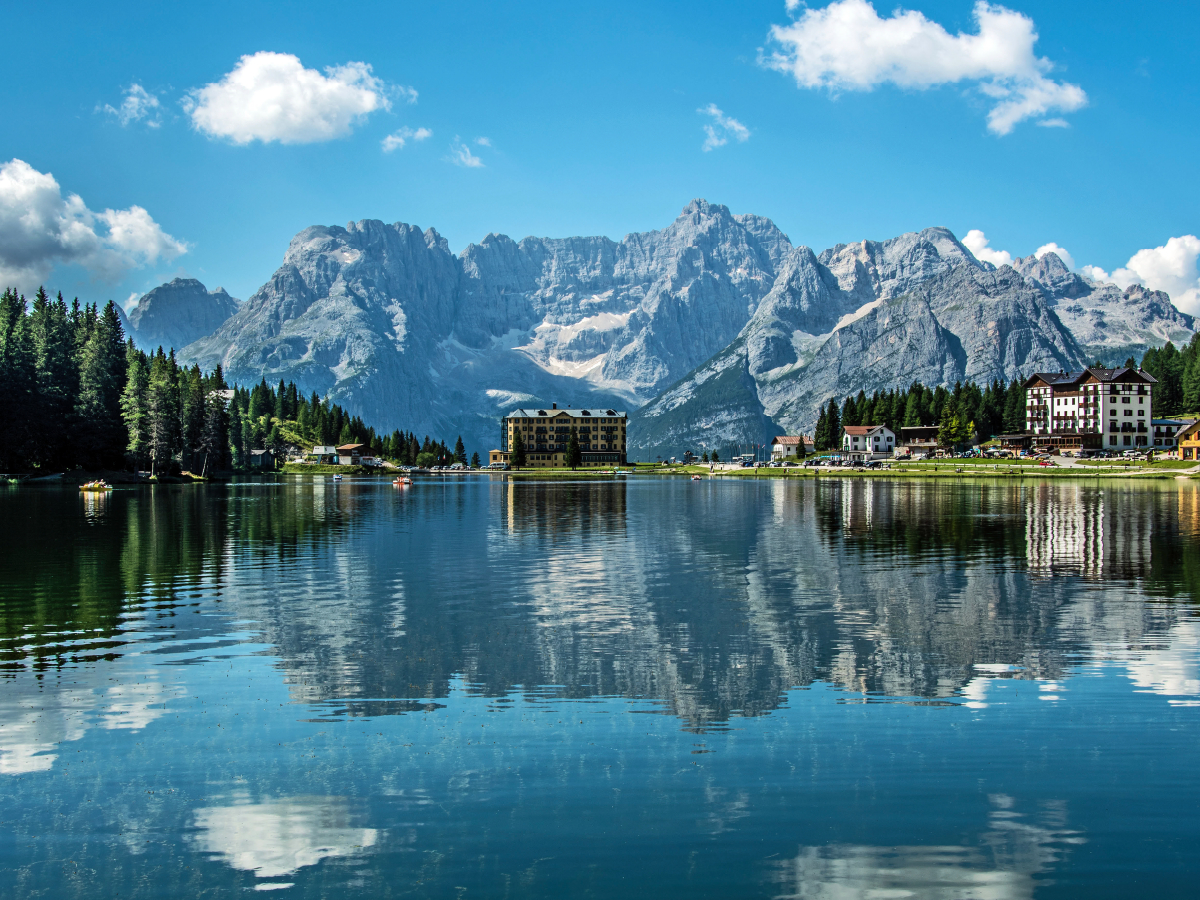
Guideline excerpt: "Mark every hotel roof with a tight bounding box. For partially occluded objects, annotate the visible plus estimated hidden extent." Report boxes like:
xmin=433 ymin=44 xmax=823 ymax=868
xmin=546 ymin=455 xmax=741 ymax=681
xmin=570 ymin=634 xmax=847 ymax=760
xmin=506 ymin=408 xmax=627 ymax=418
xmin=1024 ymin=367 xmax=1158 ymax=388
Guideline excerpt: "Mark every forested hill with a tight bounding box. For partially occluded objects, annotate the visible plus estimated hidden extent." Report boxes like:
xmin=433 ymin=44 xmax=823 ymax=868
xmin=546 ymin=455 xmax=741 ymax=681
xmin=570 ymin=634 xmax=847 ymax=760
xmin=0 ymin=288 xmax=466 ymax=475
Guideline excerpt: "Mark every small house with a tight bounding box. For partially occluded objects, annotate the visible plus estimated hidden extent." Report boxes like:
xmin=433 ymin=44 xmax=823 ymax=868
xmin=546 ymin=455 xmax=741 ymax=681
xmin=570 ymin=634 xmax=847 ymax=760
xmin=898 ymin=426 xmax=939 ymax=457
xmin=1177 ymin=421 xmax=1200 ymax=461
xmin=249 ymin=449 xmax=275 ymax=470
xmin=336 ymin=443 xmax=365 ymax=466
xmin=842 ymin=425 xmax=895 ymax=461
xmin=771 ymin=435 xmax=813 ymax=460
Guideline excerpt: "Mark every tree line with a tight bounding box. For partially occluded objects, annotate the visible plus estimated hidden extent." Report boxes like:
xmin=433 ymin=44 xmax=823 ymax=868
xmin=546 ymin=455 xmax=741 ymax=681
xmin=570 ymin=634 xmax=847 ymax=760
xmin=811 ymin=378 xmax=1028 ymax=451
xmin=0 ymin=288 xmax=467 ymax=474
xmin=1140 ymin=334 xmax=1200 ymax=416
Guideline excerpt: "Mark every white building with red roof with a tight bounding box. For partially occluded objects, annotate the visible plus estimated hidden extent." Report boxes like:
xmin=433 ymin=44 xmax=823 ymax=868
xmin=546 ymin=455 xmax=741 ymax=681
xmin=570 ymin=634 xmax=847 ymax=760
xmin=842 ymin=425 xmax=896 ymax=461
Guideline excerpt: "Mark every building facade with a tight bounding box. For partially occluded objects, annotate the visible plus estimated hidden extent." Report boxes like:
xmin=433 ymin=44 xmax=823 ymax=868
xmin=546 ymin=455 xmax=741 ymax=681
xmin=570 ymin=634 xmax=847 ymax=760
xmin=842 ymin=425 xmax=896 ymax=461
xmin=1178 ymin=421 xmax=1200 ymax=461
xmin=898 ymin=426 xmax=939 ymax=457
xmin=1024 ymin=367 xmax=1157 ymax=452
xmin=491 ymin=404 xmax=628 ymax=467
xmin=771 ymin=435 xmax=813 ymax=460
xmin=1152 ymin=418 xmax=1197 ymax=453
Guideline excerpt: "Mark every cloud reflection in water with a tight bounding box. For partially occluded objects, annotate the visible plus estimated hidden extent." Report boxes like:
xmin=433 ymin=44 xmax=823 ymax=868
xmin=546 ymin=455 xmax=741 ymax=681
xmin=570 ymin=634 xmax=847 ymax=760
xmin=191 ymin=796 xmax=378 ymax=881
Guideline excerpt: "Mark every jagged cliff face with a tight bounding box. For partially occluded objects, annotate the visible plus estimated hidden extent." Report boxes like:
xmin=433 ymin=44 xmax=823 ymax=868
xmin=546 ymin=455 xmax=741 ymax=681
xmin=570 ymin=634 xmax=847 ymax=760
xmin=126 ymin=278 xmax=239 ymax=352
xmin=173 ymin=202 xmax=1194 ymax=457
xmin=182 ymin=201 xmax=791 ymax=449
xmin=1012 ymin=252 xmax=1195 ymax=362
xmin=632 ymin=232 xmax=1089 ymax=456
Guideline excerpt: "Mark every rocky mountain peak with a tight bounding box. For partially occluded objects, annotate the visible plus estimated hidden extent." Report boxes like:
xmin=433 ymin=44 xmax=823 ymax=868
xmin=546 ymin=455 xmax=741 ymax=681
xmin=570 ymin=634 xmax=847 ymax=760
xmin=126 ymin=277 xmax=240 ymax=353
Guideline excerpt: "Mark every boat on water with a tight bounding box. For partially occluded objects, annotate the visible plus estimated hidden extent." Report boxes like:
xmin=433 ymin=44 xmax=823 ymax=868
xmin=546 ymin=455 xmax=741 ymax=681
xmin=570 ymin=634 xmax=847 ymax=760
xmin=691 ymin=474 xmax=702 ymax=481
xmin=80 ymin=480 xmax=113 ymax=492
xmin=332 ymin=474 xmax=343 ymax=482
xmin=392 ymin=476 xmax=412 ymax=486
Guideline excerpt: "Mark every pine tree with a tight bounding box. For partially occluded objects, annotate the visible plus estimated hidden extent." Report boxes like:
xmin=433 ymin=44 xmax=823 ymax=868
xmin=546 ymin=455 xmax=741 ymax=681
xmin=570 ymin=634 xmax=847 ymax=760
xmin=75 ymin=301 xmax=128 ymax=468
xmin=121 ymin=347 xmax=150 ymax=470
xmin=512 ymin=429 xmax=527 ymax=467
xmin=902 ymin=389 xmax=922 ymax=427
xmin=198 ymin=378 xmax=229 ymax=476
xmin=566 ymin=430 xmax=582 ymax=468
xmin=1003 ymin=378 xmax=1026 ymax=433
xmin=146 ymin=350 xmax=180 ymax=475
xmin=827 ymin=400 xmax=841 ymax=451
xmin=29 ymin=288 xmax=76 ymax=466
xmin=453 ymin=435 xmax=466 ymax=464
xmin=842 ymin=394 xmax=859 ymax=428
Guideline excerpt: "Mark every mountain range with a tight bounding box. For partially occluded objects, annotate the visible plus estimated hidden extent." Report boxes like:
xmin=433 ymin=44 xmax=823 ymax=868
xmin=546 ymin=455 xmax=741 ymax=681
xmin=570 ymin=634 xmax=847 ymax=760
xmin=114 ymin=201 xmax=1194 ymax=457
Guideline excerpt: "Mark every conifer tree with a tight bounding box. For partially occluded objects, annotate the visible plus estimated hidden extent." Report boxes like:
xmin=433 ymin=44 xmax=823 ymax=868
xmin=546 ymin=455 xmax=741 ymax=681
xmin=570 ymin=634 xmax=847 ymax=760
xmin=567 ymin=430 xmax=581 ymax=468
xmin=121 ymin=347 xmax=150 ymax=470
xmin=146 ymin=350 xmax=180 ymax=475
xmin=827 ymin=400 xmax=841 ymax=450
xmin=512 ymin=429 xmax=527 ymax=467
xmin=453 ymin=435 xmax=466 ymax=464
xmin=75 ymin=302 xmax=128 ymax=467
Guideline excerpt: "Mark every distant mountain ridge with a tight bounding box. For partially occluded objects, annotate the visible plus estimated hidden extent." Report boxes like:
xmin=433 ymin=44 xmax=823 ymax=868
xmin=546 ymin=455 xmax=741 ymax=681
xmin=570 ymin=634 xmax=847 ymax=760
xmin=125 ymin=278 xmax=239 ymax=352
xmin=148 ymin=202 xmax=1193 ymax=457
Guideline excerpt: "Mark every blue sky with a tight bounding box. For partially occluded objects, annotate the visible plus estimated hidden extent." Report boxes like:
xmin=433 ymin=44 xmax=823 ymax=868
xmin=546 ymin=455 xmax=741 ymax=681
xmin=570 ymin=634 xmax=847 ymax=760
xmin=2 ymin=0 xmax=1199 ymax=311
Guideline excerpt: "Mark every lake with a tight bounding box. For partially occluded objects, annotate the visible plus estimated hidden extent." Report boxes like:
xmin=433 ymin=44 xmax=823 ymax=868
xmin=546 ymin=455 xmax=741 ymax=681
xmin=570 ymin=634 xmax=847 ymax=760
xmin=2 ymin=476 xmax=1198 ymax=898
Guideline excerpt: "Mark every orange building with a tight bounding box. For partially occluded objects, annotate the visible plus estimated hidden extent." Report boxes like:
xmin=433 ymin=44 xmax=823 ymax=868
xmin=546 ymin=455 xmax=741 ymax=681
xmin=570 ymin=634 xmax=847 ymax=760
xmin=1178 ymin=421 xmax=1200 ymax=461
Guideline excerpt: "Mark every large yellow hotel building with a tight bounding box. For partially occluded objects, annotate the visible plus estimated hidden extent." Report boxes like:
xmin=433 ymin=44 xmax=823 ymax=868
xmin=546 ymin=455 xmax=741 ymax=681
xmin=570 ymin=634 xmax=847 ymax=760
xmin=489 ymin=403 xmax=628 ymax=467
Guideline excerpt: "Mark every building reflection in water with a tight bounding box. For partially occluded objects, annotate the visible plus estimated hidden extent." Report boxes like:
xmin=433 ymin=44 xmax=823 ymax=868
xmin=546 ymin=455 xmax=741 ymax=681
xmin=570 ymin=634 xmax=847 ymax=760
xmin=1024 ymin=484 xmax=1152 ymax=578
xmin=769 ymin=795 xmax=1085 ymax=900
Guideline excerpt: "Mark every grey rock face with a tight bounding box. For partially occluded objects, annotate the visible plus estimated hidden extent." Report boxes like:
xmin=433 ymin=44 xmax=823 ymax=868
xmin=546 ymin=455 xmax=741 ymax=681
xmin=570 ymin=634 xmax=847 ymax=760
xmin=127 ymin=278 xmax=239 ymax=352
xmin=1014 ymin=252 xmax=1195 ymax=363
xmin=174 ymin=204 xmax=1193 ymax=459
xmin=181 ymin=201 xmax=791 ymax=454
xmin=742 ymin=227 xmax=981 ymax=380
xmin=634 ymin=262 xmax=1087 ymax=453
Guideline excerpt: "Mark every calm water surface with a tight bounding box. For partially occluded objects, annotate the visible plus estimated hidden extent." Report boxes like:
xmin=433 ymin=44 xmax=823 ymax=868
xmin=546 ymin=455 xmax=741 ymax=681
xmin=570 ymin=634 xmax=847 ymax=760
xmin=1 ymin=476 xmax=1198 ymax=898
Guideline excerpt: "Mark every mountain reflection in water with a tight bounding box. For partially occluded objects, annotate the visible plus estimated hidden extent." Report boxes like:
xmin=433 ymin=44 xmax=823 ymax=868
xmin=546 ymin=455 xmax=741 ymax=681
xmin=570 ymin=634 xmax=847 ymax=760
xmin=1 ymin=477 xmax=1199 ymax=898
xmin=2 ymin=478 xmax=1198 ymax=732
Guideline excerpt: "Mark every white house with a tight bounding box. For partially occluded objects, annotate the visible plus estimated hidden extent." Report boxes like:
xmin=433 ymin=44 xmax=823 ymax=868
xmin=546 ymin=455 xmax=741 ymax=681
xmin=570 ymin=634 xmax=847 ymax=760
xmin=771 ymin=435 xmax=814 ymax=460
xmin=842 ymin=425 xmax=895 ymax=461
xmin=1152 ymin=418 xmax=1196 ymax=454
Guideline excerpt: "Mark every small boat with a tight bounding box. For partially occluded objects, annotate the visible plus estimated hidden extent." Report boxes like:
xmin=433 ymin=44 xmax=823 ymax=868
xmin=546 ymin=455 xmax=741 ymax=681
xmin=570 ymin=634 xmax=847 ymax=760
xmin=332 ymin=474 xmax=343 ymax=482
xmin=691 ymin=474 xmax=702 ymax=481
xmin=392 ymin=476 xmax=412 ymax=486
xmin=80 ymin=480 xmax=113 ymax=492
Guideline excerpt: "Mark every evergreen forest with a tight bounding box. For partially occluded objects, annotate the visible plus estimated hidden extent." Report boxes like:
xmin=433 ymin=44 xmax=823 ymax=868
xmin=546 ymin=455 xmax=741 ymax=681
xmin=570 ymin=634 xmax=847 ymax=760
xmin=0 ymin=288 xmax=466 ymax=474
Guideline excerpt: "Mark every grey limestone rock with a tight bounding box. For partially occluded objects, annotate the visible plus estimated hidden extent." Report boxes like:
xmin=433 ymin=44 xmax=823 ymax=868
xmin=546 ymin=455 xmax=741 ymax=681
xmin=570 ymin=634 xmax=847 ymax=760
xmin=173 ymin=204 xmax=1193 ymax=459
xmin=126 ymin=278 xmax=239 ymax=352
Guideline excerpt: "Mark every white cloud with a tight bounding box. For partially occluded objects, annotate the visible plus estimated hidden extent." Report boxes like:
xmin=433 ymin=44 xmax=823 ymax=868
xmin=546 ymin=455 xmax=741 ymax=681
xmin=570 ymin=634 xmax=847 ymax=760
xmin=0 ymin=158 xmax=187 ymax=293
xmin=1038 ymin=117 xmax=1070 ymax=128
xmin=396 ymin=85 xmax=419 ymax=105
xmin=449 ymin=138 xmax=484 ymax=168
xmin=474 ymin=136 xmax=492 ymax=147
xmin=1083 ymin=235 xmax=1200 ymax=316
xmin=962 ymin=229 xmax=1012 ymax=267
xmin=100 ymin=84 xmax=162 ymax=128
xmin=698 ymin=103 xmax=750 ymax=152
xmin=765 ymin=0 xmax=1087 ymax=134
xmin=381 ymin=126 xmax=432 ymax=152
xmin=185 ymin=52 xmax=391 ymax=144
xmin=1035 ymin=242 xmax=1074 ymax=270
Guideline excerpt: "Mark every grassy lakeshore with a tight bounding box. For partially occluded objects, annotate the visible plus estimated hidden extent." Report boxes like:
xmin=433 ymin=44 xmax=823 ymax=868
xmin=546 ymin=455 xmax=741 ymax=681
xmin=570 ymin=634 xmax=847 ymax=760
xmin=631 ymin=461 xmax=1200 ymax=481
